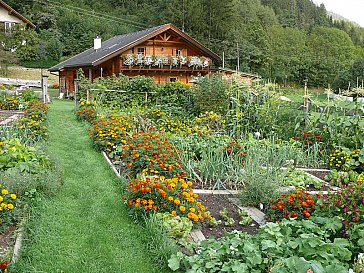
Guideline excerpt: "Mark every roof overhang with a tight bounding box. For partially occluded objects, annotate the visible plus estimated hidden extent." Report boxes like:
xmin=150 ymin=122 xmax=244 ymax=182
xmin=0 ymin=0 xmax=35 ymax=28
xmin=92 ymin=24 xmax=221 ymax=66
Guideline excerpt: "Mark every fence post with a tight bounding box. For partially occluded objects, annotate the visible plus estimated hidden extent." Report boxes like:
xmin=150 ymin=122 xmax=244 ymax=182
xmin=42 ymin=75 xmax=48 ymax=104
xmin=74 ymin=79 xmax=78 ymax=111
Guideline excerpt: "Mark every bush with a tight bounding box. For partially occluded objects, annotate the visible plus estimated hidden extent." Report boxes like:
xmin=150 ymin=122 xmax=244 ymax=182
xmin=21 ymin=89 xmax=39 ymax=102
xmin=15 ymin=101 xmax=49 ymax=141
xmin=0 ymin=161 xmax=63 ymax=197
xmin=75 ymin=98 xmax=96 ymax=122
xmin=115 ymin=131 xmax=185 ymax=178
xmin=191 ymin=74 xmax=230 ymax=115
xmin=124 ymin=176 xmax=210 ymax=222
xmin=316 ymin=180 xmax=364 ymax=235
xmin=266 ymin=189 xmax=318 ymax=222
xmin=88 ymin=114 xmax=134 ymax=152
xmin=0 ymin=185 xmax=18 ymax=232
xmin=0 ymin=95 xmax=20 ymax=110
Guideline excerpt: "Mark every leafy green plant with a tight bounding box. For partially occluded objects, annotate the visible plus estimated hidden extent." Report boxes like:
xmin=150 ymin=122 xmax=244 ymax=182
xmin=325 ymin=169 xmax=359 ymax=187
xmin=0 ymin=139 xmax=51 ymax=173
xmin=237 ymin=209 xmax=253 ymax=225
xmin=219 ymin=208 xmax=235 ymax=226
xmin=154 ymin=212 xmax=193 ymax=245
xmin=278 ymin=168 xmax=323 ymax=189
xmin=169 ymin=217 xmax=354 ymax=272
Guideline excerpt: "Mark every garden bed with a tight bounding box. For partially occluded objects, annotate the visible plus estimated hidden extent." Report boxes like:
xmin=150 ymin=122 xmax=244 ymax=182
xmin=198 ymin=194 xmax=259 ymax=239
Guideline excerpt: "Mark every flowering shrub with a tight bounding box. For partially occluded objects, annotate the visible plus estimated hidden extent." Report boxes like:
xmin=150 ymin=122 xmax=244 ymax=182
xmin=266 ymin=189 xmax=318 ymax=222
xmin=116 ymin=131 xmax=186 ymax=178
xmin=358 ymin=173 xmax=364 ymax=183
xmin=329 ymin=148 xmax=364 ymax=173
xmin=124 ymin=176 xmax=210 ymax=222
xmin=293 ymin=129 xmax=324 ymax=151
xmin=75 ymin=98 xmax=96 ymax=122
xmin=156 ymin=117 xmax=192 ymax=136
xmin=316 ymin=180 xmax=364 ymax=234
xmin=0 ymin=96 xmax=20 ymax=110
xmin=88 ymin=114 xmax=134 ymax=152
xmin=0 ymin=185 xmax=17 ymax=231
xmin=0 ymin=258 xmax=9 ymax=273
xmin=195 ymin=111 xmax=226 ymax=133
xmin=329 ymin=148 xmax=351 ymax=170
xmin=15 ymin=101 xmax=49 ymax=140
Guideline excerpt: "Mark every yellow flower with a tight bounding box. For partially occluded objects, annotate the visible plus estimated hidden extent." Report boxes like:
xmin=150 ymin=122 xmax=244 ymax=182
xmin=174 ymin=199 xmax=180 ymax=205
xmin=189 ymin=207 xmax=196 ymax=213
xmin=7 ymin=203 xmax=14 ymax=210
xmin=1 ymin=189 xmax=8 ymax=195
xmin=0 ymin=196 xmax=3 ymax=202
xmin=10 ymin=194 xmax=16 ymax=200
xmin=179 ymin=206 xmax=186 ymax=212
xmin=167 ymin=196 xmax=173 ymax=201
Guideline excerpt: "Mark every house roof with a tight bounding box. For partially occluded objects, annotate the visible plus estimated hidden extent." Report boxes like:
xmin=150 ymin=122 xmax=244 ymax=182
xmin=0 ymin=0 xmax=35 ymax=28
xmin=218 ymin=67 xmax=261 ymax=79
xmin=49 ymin=24 xmax=221 ymax=72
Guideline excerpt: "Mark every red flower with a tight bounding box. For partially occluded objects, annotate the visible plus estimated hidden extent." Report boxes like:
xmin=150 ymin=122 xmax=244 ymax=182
xmin=0 ymin=259 xmax=9 ymax=270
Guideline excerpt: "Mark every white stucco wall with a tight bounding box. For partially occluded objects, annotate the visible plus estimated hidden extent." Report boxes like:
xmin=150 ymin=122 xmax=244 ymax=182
xmin=0 ymin=6 xmax=22 ymax=23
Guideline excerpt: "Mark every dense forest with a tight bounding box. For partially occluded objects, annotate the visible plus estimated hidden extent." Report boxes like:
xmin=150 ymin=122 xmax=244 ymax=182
xmin=2 ymin=0 xmax=364 ymax=89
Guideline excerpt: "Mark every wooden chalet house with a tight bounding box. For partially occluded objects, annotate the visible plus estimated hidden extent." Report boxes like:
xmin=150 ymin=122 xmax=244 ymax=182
xmin=49 ymin=24 xmax=221 ymax=94
xmin=0 ymin=0 xmax=35 ymax=33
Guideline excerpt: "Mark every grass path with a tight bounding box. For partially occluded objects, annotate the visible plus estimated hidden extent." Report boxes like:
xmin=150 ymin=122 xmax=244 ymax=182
xmin=15 ymin=100 xmax=159 ymax=273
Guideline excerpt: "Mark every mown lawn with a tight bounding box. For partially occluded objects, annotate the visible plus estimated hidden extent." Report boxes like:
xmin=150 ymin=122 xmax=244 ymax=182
xmin=14 ymin=100 xmax=163 ymax=273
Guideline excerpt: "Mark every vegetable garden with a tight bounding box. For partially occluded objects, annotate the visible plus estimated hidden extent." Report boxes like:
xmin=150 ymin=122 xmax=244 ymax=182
xmin=0 ymin=72 xmax=364 ymax=272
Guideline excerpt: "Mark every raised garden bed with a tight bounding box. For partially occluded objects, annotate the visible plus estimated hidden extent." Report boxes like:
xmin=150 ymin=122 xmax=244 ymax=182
xmin=0 ymin=110 xmax=24 ymax=125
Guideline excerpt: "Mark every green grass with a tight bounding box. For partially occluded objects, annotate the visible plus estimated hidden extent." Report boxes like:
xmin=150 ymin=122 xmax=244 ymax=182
xmin=14 ymin=100 xmax=168 ymax=273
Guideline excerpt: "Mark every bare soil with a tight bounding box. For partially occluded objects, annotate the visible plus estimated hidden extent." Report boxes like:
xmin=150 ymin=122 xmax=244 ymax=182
xmin=0 ymin=224 xmax=17 ymax=257
xmin=198 ymin=194 xmax=258 ymax=239
xmin=305 ymin=169 xmax=330 ymax=181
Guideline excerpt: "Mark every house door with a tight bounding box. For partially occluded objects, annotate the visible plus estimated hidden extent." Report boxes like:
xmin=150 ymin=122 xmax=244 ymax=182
xmin=60 ymin=76 xmax=66 ymax=93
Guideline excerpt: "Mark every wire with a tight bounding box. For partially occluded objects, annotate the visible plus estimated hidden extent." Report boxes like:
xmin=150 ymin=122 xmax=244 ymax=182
xmin=33 ymin=0 xmax=147 ymax=29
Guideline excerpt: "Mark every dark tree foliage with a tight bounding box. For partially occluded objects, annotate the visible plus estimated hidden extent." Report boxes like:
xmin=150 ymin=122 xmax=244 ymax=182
xmin=2 ymin=0 xmax=364 ymax=88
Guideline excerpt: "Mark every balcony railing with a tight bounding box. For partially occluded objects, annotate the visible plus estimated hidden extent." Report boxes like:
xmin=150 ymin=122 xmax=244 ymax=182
xmin=122 ymin=54 xmax=212 ymax=70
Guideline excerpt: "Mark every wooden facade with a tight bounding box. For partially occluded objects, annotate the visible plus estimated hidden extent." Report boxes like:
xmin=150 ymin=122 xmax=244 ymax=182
xmin=52 ymin=24 xmax=220 ymax=94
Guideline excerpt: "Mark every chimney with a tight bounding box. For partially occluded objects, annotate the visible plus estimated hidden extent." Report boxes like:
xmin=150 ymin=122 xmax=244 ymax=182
xmin=94 ymin=36 xmax=101 ymax=51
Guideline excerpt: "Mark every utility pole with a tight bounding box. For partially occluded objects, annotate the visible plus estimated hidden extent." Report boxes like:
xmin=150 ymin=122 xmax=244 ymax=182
xmin=237 ymin=43 xmax=240 ymax=72
xmin=222 ymin=52 xmax=225 ymax=69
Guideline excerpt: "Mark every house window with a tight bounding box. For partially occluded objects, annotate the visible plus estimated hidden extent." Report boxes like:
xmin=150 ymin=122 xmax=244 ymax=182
xmin=137 ymin=47 xmax=145 ymax=55
xmin=4 ymin=22 xmax=15 ymax=34
xmin=170 ymin=77 xmax=177 ymax=83
xmin=175 ymin=49 xmax=182 ymax=56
